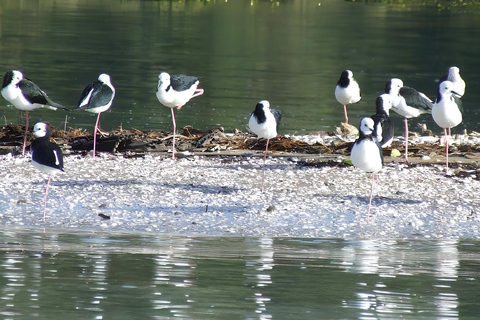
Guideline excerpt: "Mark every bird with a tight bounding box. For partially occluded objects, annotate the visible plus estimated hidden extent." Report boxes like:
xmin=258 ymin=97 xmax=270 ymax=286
xmin=30 ymin=121 xmax=64 ymax=221
xmin=156 ymin=72 xmax=204 ymax=160
xmin=76 ymin=73 xmax=115 ymax=160
xmin=371 ymin=94 xmax=394 ymax=148
xmin=335 ymin=70 xmax=361 ymax=124
xmin=1 ymin=70 xmax=68 ymax=156
xmin=350 ymin=117 xmax=383 ymax=221
xmin=432 ymin=80 xmax=462 ymax=172
xmin=440 ymin=66 xmax=465 ymax=97
xmin=385 ymin=78 xmax=433 ymax=162
xmin=248 ymin=100 xmax=282 ymax=164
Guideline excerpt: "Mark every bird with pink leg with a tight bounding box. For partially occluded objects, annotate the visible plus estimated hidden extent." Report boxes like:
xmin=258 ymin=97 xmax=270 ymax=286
xmin=76 ymin=73 xmax=115 ymax=160
xmin=31 ymin=121 xmax=64 ymax=221
xmin=1 ymin=70 xmax=68 ymax=156
xmin=156 ymin=72 xmax=204 ymax=160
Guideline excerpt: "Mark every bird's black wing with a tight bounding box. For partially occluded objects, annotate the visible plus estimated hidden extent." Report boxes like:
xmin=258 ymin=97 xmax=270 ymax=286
xmin=399 ymin=86 xmax=433 ymax=112
xmin=271 ymin=109 xmax=282 ymax=130
xmin=371 ymin=112 xmax=394 ymax=148
xmin=31 ymin=140 xmax=64 ymax=171
xmin=78 ymin=82 xmax=114 ymax=110
xmin=18 ymin=78 xmax=68 ymax=110
xmin=170 ymin=74 xmax=199 ymax=92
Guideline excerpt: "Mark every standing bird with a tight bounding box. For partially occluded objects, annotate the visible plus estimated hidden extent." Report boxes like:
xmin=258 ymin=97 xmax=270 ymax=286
xmin=432 ymin=81 xmax=462 ymax=172
xmin=385 ymin=78 xmax=433 ymax=162
xmin=440 ymin=66 xmax=465 ymax=98
xmin=76 ymin=73 xmax=115 ymax=160
xmin=31 ymin=122 xmax=64 ymax=221
xmin=371 ymin=94 xmax=394 ymax=148
xmin=156 ymin=72 xmax=204 ymax=160
xmin=335 ymin=70 xmax=361 ymax=124
xmin=1 ymin=70 xmax=68 ymax=156
xmin=350 ymin=117 xmax=383 ymax=221
xmin=249 ymin=100 xmax=282 ymax=164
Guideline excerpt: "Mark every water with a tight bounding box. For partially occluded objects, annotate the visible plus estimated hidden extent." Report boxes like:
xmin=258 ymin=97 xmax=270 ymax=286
xmin=0 ymin=0 xmax=479 ymax=136
xmin=0 ymin=228 xmax=479 ymax=319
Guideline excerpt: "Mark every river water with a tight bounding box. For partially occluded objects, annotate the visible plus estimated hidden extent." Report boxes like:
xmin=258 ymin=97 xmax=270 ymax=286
xmin=1 ymin=1 xmax=480 ymax=319
xmin=1 ymin=229 xmax=480 ymax=319
xmin=0 ymin=0 xmax=479 ymax=135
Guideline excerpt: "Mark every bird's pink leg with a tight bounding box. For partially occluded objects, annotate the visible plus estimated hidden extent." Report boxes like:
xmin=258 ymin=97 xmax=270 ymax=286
xmin=404 ymin=117 xmax=409 ymax=163
xmin=22 ymin=111 xmax=29 ymax=156
xmin=93 ymin=112 xmax=102 ymax=159
xmin=367 ymin=172 xmax=376 ymax=223
xmin=191 ymin=88 xmax=204 ymax=99
xmin=445 ymin=128 xmax=449 ymax=172
xmin=263 ymin=138 xmax=270 ymax=164
xmin=343 ymin=104 xmax=348 ymax=124
xmin=43 ymin=175 xmax=52 ymax=222
xmin=171 ymin=108 xmax=177 ymax=160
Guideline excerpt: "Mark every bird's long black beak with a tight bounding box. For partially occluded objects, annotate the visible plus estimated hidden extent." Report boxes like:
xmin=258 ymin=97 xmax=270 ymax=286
xmin=452 ymin=90 xmax=461 ymax=98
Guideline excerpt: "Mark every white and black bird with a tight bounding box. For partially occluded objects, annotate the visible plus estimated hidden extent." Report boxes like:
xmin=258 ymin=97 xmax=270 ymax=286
xmin=371 ymin=94 xmax=394 ymax=148
xmin=350 ymin=117 xmax=383 ymax=221
xmin=156 ymin=72 xmax=204 ymax=160
xmin=1 ymin=70 xmax=68 ymax=156
xmin=335 ymin=70 xmax=361 ymax=124
xmin=439 ymin=66 xmax=465 ymax=97
xmin=248 ymin=100 xmax=282 ymax=164
xmin=385 ymin=78 xmax=433 ymax=162
xmin=432 ymin=80 xmax=462 ymax=172
xmin=76 ymin=73 xmax=115 ymax=159
xmin=31 ymin=122 xmax=64 ymax=221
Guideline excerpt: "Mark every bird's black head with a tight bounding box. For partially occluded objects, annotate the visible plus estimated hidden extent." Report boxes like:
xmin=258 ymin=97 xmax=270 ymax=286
xmin=2 ymin=71 xmax=14 ymax=89
xmin=337 ymin=70 xmax=350 ymax=88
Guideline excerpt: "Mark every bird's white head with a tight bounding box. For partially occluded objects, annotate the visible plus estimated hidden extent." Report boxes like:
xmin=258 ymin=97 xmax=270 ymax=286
xmin=449 ymin=66 xmax=460 ymax=77
xmin=359 ymin=117 xmax=375 ymax=135
xmin=98 ymin=73 xmax=111 ymax=84
xmin=10 ymin=70 xmax=24 ymax=86
xmin=378 ymin=93 xmax=392 ymax=111
xmin=158 ymin=72 xmax=171 ymax=90
xmin=385 ymin=78 xmax=403 ymax=96
xmin=346 ymin=70 xmax=354 ymax=79
xmin=258 ymin=100 xmax=270 ymax=111
xmin=438 ymin=80 xmax=458 ymax=97
xmin=33 ymin=122 xmax=50 ymax=138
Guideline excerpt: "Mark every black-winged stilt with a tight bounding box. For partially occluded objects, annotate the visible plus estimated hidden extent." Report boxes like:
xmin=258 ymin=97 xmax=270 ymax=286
xmin=76 ymin=73 xmax=115 ymax=159
xmin=248 ymin=100 xmax=282 ymax=164
xmin=31 ymin=121 xmax=64 ymax=221
xmin=350 ymin=117 xmax=383 ymax=221
xmin=385 ymin=78 xmax=433 ymax=162
xmin=440 ymin=66 xmax=465 ymax=97
xmin=371 ymin=94 xmax=394 ymax=148
xmin=1 ymin=70 xmax=68 ymax=156
xmin=156 ymin=72 xmax=204 ymax=160
xmin=432 ymin=80 xmax=462 ymax=172
xmin=335 ymin=70 xmax=361 ymax=124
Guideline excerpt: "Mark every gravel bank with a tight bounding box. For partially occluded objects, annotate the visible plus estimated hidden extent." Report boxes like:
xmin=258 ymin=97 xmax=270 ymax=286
xmin=1 ymin=152 xmax=479 ymax=239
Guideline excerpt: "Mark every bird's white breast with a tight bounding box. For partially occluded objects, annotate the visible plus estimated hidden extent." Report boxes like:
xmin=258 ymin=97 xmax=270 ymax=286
xmin=335 ymin=82 xmax=361 ymax=105
xmin=432 ymin=98 xmax=462 ymax=129
xmin=249 ymin=112 xmax=278 ymax=140
xmin=351 ymin=140 xmax=382 ymax=172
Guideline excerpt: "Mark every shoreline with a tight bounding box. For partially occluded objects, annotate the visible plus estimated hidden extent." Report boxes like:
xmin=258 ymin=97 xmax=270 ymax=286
xmin=0 ymin=149 xmax=479 ymax=239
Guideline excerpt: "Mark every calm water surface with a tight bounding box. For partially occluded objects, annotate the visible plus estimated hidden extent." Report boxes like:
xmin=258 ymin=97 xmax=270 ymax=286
xmin=1 ymin=229 xmax=480 ymax=319
xmin=0 ymin=0 xmax=479 ymax=135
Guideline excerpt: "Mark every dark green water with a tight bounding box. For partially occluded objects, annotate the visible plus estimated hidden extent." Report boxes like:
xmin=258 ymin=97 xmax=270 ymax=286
xmin=1 ymin=229 xmax=480 ymax=319
xmin=0 ymin=0 xmax=479 ymax=135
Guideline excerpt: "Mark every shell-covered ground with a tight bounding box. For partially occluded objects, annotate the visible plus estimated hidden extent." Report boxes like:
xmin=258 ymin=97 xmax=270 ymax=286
xmin=1 ymin=147 xmax=479 ymax=239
